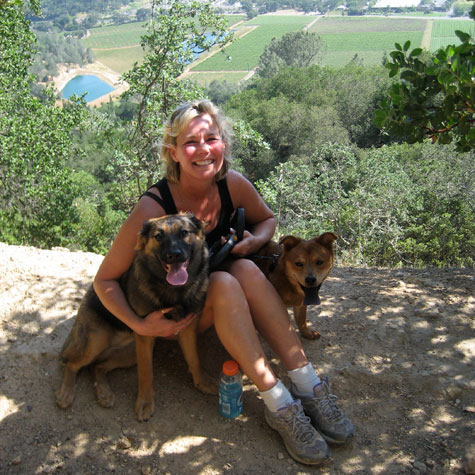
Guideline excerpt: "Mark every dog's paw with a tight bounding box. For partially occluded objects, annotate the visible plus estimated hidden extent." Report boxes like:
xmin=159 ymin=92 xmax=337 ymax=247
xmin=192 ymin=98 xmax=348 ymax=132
xmin=56 ymin=384 xmax=75 ymax=409
xmin=135 ymin=397 xmax=155 ymax=422
xmin=300 ymin=328 xmax=321 ymax=340
xmin=194 ymin=373 xmax=219 ymax=395
xmin=96 ymin=383 xmax=115 ymax=408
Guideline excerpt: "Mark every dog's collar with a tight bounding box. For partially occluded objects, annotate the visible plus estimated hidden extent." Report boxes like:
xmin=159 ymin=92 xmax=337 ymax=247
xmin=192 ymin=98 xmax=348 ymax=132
xmin=253 ymin=253 xmax=281 ymax=272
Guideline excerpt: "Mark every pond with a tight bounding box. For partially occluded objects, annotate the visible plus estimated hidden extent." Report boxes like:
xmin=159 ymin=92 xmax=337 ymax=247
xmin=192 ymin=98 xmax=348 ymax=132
xmin=61 ymin=75 xmax=115 ymax=103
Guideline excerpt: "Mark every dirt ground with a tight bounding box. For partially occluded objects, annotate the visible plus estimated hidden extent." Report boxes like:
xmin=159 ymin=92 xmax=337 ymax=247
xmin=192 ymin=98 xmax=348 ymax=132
xmin=0 ymin=242 xmax=474 ymax=474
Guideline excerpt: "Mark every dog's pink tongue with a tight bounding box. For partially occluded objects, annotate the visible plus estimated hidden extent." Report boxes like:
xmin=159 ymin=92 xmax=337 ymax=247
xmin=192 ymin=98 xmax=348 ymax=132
xmin=166 ymin=262 xmax=188 ymax=286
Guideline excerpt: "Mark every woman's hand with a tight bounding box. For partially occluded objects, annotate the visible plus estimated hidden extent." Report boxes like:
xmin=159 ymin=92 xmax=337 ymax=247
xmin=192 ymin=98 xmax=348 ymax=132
xmin=136 ymin=310 xmax=197 ymax=337
xmin=231 ymin=230 xmax=259 ymax=257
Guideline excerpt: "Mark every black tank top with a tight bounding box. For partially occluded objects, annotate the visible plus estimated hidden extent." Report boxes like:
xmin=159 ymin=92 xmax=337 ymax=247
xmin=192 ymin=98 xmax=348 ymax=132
xmin=141 ymin=177 xmax=235 ymax=247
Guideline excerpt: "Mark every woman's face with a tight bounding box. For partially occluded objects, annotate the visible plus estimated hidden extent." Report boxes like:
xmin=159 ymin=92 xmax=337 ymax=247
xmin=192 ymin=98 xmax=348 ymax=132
xmin=170 ymin=113 xmax=225 ymax=181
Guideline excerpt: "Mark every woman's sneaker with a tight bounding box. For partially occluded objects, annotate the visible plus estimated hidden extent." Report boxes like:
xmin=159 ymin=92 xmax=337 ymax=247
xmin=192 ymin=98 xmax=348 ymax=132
xmin=264 ymin=399 xmax=330 ymax=465
xmin=290 ymin=377 xmax=355 ymax=445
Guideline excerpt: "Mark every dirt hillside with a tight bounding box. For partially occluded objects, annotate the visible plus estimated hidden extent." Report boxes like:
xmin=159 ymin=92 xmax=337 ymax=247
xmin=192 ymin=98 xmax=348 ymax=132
xmin=0 ymin=242 xmax=473 ymax=474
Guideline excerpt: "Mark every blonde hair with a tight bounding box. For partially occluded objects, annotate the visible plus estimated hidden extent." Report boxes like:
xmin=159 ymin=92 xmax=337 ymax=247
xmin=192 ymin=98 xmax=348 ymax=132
xmin=161 ymin=99 xmax=233 ymax=183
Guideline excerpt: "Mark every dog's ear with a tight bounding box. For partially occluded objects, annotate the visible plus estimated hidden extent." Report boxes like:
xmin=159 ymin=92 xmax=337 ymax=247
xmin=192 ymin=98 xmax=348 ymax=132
xmin=279 ymin=235 xmax=302 ymax=253
xmin=186 ymin=212 xmax=206 ymax=234
xmin=136 ymin=219 xmax=153 ymax=250
xmin=314 ymin=232 xmax=338 ymax=250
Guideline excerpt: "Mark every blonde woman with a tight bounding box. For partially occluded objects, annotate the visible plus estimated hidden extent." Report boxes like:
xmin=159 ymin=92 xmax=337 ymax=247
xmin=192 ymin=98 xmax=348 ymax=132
xmin=93 ymin=99 xmax=354 ymax=465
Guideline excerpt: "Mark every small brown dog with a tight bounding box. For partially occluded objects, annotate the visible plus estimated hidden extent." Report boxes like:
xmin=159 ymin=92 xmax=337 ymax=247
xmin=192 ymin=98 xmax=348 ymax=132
xmin=253 ymin=233 xmax=338 ymax=339
xmin=56 ymin=213 xmax=216 ymax=421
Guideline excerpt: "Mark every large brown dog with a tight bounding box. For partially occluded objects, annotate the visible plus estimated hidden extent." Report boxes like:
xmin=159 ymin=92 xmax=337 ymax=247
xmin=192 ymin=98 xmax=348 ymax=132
xmin=56 ymin=213 xmax=216 ymax=421
xmin=253 ymin=233 xmax=338 ymax=340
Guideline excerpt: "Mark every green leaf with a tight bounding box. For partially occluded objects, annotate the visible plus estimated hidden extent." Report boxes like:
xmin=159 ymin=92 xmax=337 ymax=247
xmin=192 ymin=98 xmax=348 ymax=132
xmin=403 ymin=40 xmax=411 ymax=52
xmin=373 ymin=109 xmax=387 ymax=127
xmin=400 ymin=70 xmax=417 ymax=81
xmin=410 ymin=48 xmax=422 ymax=57
xmin=388 ymin=63 xmax=399 ymax=78
xmin=455 ymin=30 xmax=470 ymax=43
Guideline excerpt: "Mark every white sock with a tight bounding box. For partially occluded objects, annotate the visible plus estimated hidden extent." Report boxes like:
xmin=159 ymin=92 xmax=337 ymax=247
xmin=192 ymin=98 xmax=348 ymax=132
xmin=259 ymin=380 xmax=294 ymax=413
xmin=288 ymin=363 xmax=321 ymax=398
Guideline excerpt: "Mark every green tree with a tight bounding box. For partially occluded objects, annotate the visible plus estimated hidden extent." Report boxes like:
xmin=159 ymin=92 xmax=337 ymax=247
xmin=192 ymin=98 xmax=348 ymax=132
xmin=257 ymin=31 xmax=326 ymax=78
xmin=0 ymin=0 xmax=87 ymax=247
xmin=257 ymin=141 xmax=474 ymax=267
xmin=374 ymin=7 xmax=474 ymax=151
xmin=118 ymin=0 xmax=231 ymax=202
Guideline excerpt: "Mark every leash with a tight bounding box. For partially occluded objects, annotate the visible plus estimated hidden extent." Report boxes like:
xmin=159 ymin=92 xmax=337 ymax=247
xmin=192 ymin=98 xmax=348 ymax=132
xmin=209 ymin=208 xmax=245 ymax=271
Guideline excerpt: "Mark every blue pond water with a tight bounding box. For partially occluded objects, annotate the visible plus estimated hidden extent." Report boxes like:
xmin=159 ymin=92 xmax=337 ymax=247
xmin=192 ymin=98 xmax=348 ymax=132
xmin=61 ymin=75 xmax=115 ymax=103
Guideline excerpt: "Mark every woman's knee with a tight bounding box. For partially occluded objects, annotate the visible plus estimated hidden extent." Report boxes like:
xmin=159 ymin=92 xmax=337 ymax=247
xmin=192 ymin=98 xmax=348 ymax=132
xmin=229 ymin=258 xmax=266 ymax=283
xmin=207 ymin=271 xmax=247 ymax=306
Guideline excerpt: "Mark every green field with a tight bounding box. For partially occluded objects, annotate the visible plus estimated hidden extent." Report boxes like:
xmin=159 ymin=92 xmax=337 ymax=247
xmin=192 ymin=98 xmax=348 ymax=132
xmin=191 ymin=16 xmax=317 ymax=71
xmin=93 ymin=46 xmax=145 ymax=73
xmin=83 ymin=15 xmax=246 ymax=73
xmin=185 ymin=71 xmax=248 ymax=85
xmin=308 ymin=17 xmax=427 ymax=34
xmin=83 ymin=21 xmax=148 ymax=49
xmin=430 ymin=19 xmax=475 ymax=50
xmin=80 ymin=14 xmax=475 ymax=77
xmin=308 ymin=17 xmax=425 ymax=67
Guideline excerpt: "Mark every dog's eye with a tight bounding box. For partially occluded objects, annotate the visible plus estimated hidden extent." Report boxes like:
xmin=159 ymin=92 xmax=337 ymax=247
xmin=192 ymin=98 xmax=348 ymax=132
xmin=155 ymin=231 xmax=164 ymax=241
xmin=316 ymin=260 xmax=324 ymax=266
xmin=181 ymin=229 xmax=189 ymax=238
xmin=295 ymin=262 xmax=304 ymax=267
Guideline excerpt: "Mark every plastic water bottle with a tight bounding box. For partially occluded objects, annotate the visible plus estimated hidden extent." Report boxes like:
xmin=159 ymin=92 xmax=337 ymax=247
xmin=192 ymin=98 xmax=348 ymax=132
xmin=218 ymin=360 xmax=243 ymax=418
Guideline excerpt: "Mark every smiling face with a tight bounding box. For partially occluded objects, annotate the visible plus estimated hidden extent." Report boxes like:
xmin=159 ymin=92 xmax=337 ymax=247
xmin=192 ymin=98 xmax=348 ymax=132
xmin=169 ymin=113 xmax=226 ymax=182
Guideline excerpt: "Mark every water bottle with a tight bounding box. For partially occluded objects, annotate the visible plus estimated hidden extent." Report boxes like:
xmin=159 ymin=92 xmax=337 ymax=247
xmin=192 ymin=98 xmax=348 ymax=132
xmin=218 ymin=360 xmax=243 ymax=418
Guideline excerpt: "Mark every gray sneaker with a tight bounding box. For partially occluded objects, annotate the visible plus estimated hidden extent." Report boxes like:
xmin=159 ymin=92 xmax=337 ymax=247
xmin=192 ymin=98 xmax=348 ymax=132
xmin=291 ymin=377 xmax=354 ymax=445
xmin=264 ymin=400 xmax=330 ymax=465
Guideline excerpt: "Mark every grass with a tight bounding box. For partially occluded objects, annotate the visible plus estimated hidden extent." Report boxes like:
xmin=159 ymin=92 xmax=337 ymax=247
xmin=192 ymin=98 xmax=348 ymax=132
xmin=83 ymin=21 xmax=147 ymax=49
xmin=321 ymin=31 xmax=424 ymax=51
xmin=185 ymin=71 xmax=248 ymax=85
xmin=307 ymin=17 xmax=425 ymax=67
xmin=83 ymin=15 xmax=247 ymax=74
xmin=321 ymin=50 xmax=388 ymax=68
xmin=430 ymin=19 xmax=475 ymax=50
xmin=309 ymin=17 xmax=427 ymax=34
xmin=192 ymin=16 xmax=317 ymax=71
xmin=80 ymin=13 xmax=475 ymax=77
xmin=93 ymin=46 xmax=144 ymax=74
xmin=245 ymin=15 xmax=317 ymax=25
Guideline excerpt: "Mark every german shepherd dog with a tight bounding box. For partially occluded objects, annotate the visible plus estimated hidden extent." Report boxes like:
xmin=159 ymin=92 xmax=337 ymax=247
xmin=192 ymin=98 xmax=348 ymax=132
xmin=253 ymin=233 xmax=338 ymax=340
xmin=56 ymin=213 xmax=216 ymax=421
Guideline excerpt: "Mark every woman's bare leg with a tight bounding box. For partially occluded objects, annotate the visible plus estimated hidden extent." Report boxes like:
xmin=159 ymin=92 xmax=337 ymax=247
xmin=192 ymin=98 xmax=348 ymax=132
xmin=198 ymin=271 xmax=278 ymax=391
xmin=227 ymin=259 xmax=309 ymax=371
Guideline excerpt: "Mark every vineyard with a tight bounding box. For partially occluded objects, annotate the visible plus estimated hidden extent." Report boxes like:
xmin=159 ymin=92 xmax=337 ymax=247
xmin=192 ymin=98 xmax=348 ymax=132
xmin=81 ymin=14 xmax=474 ymax=78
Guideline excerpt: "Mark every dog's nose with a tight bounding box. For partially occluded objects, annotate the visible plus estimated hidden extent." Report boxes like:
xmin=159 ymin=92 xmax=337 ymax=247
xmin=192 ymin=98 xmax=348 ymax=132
xmin=166 ymin=248 xmax=184 ymax=263
xmin=305 ymin=275 xmax=316 ymax=286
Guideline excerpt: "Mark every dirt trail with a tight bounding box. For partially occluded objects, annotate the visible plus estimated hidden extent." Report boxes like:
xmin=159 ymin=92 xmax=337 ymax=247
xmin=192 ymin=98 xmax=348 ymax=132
xmin=0 ymin=242 xmax=474 ymax=474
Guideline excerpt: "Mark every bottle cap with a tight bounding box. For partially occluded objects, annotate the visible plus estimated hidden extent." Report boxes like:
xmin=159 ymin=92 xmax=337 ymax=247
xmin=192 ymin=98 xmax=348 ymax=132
xmin=222 ymin=360 xmax=239 ymax=376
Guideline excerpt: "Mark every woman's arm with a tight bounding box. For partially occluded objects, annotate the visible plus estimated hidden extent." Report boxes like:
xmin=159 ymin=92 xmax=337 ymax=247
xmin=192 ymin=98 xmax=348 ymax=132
xmin=227 ymin=170 xmax=276 ymax=256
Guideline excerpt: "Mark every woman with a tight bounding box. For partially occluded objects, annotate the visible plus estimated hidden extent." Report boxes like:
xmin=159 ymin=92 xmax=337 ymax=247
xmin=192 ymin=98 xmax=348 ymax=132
xmin=94 ymin=99 xmax=354 ymax=465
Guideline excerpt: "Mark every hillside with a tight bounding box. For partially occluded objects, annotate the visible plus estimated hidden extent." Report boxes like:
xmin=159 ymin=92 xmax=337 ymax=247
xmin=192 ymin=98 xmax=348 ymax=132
xmin=0 ymin=242 xmax=473 ymax=474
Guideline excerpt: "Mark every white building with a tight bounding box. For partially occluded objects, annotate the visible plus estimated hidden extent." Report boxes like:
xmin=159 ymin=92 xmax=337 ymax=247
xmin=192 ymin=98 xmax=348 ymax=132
xmin=372 ymin=0 xmax=420 ymax=8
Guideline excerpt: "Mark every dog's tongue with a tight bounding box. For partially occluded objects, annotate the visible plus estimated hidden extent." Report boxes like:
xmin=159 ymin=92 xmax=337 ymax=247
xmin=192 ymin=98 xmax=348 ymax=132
xmin=166 ymin=262 xmax=188 ymax=286
xmin=303 ymin=287 xmax=321 ymax=306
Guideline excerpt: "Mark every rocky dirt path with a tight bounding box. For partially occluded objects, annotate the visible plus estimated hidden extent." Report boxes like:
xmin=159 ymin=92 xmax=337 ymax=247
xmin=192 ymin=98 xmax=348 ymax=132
xmin=0 ymin=243 xmax=473 ymax=474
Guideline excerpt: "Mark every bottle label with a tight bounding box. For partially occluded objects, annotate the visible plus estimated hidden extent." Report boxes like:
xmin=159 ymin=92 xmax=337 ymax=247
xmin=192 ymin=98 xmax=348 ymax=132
xmin=219 ymin=382 xmax=243 ymax=418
